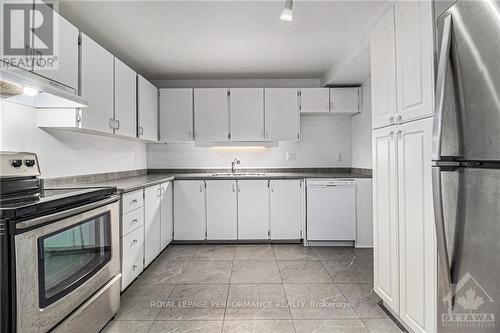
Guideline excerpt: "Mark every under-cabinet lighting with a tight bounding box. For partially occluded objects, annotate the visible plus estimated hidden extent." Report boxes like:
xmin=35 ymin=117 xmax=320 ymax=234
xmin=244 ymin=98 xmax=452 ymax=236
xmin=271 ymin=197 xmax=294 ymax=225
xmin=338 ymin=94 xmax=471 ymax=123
xmin=22 ymin=86 xmax=39 ymax=96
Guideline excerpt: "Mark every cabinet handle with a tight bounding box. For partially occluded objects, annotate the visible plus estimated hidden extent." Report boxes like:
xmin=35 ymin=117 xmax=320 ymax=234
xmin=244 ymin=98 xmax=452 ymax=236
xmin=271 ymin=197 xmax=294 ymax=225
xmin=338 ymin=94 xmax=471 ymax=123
xmin=388 ymin=131 xmax=394 ymax=138
xmin=115 ymin=119 xmax=120 ymax=130
xmin=396 ymin=129 xmax=402 ymax=139
xmin=132 ymin=264 xmax=138 ymax=271
xmin=395 ymin=113 xmax=402 ymax=122
xmin=139 ymin=126 xmax=144 ymax=136
xmin=130 ymin=218 xmax=138 ymax=225
xmin=232 ymin=183 xmax=235 ymax=192
xmin=130 ymin=199 xmax=138 ymax=205
xmin=387 ymin=115 xmax=394 ymax=123
xmin=131 ymin=239 xmax=138 ymax=246
xmin=109 ymin=118 xmax=116 ymax=129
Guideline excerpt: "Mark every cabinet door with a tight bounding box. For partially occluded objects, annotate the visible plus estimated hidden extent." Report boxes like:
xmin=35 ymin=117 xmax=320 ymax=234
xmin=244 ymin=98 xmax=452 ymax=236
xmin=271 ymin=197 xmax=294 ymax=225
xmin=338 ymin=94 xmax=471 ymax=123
xmin=33 ymin=0 xmax=78 ymax=90
xmin=144 ymin=185 xmax=161 ymax=267
xmin=270 ymin=180 xmax=302 ymax=240
xmin=372 ymin=125 xmax=399 ymax=314
xmin=159 ymin=89 xmax=193 ymax=142
xmin=160 ymin=182 xmax=173 ymax=250
xmin=230 ymin=88 xmax=264 ymax=141
xmin=138 ymin=75 xmax=158 ymax=142
xmin=121 ymin=225 xmax=144 ymax=290
xmin=237 ymin=180 xmax=269 ymax=240
xmin=330 ymin=88 xmax=360 ymax=114
xmin=397 ymin=118 xmax=436 ymax=333
xmin=264 ymin=88 xmax=299 ymax=141
xmin=394 ymin=1 xmax=434 ymax=123
xmin=193 ymin=88 xmax=228 ymax=142
xmin=370 ymin=5 xmax=398 ymax=129
xmin=206 ymin=180 xmax=237 ymax=240
xmin=300 ymin=88 xmax=330 ymax=114
xmin=173 ymin=180 xmax=206 ymax=240
xmin=114 ymin=58 xmax=137 ymax=138
xmin=79 ymin=33 xmax=114 ymax=134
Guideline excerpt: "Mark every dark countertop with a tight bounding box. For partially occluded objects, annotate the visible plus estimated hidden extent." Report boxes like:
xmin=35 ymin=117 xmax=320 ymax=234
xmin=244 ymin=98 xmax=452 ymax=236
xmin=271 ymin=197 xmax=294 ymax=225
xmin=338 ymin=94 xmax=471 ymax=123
xmin=53 ymin=171 xmax=371 ymax=194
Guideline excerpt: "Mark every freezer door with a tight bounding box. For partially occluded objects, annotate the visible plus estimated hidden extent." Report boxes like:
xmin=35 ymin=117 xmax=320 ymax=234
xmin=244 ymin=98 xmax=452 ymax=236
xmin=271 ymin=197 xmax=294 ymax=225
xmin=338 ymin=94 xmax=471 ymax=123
xmin=434 ymin=167 xmax=500 ymax=332
xmin=434 ymin=1 xmax=500 ymax=162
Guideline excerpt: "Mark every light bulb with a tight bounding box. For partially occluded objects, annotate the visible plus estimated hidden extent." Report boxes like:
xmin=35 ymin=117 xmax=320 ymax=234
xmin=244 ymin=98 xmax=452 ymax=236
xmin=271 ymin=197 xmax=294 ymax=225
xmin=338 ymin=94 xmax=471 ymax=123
xmin=280 ymin=0 xmax=293 ymax=22
xmin=23 ymin=86 xmax=39 ymax=96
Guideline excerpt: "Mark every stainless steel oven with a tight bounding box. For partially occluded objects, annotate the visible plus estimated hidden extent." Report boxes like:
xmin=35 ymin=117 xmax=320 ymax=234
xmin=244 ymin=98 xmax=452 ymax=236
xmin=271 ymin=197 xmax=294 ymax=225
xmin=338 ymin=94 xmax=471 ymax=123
xmin=14 ymin=196 xmax=120 ymax=333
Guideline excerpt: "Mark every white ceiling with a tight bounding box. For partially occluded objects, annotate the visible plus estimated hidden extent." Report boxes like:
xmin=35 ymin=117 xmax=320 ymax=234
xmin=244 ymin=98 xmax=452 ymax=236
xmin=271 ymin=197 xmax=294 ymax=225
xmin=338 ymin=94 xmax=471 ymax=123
xmin=59 ymin=0 xmax=386 ymax=80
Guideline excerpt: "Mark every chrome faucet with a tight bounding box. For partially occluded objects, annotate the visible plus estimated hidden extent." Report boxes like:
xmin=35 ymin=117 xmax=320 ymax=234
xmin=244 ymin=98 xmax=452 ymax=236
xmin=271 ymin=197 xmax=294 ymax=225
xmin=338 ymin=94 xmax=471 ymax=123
xmin=231 ymin=158 xmax=240 ymax=174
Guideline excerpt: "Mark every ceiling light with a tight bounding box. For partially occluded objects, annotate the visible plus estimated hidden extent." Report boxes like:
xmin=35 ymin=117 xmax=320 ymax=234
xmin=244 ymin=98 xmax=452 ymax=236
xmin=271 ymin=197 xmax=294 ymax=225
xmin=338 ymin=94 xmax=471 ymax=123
xmin=280 ymin=0 xmax=293 ymax=22
xmin=22 ymin=86 xmax=39 ymax=96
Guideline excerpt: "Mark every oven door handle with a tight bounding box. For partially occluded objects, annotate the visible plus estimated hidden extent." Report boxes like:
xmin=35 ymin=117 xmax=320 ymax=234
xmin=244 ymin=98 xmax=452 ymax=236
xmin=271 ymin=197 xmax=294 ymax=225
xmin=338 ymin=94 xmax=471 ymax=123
xmin=16 ymin=196 xmax=119 ymax=231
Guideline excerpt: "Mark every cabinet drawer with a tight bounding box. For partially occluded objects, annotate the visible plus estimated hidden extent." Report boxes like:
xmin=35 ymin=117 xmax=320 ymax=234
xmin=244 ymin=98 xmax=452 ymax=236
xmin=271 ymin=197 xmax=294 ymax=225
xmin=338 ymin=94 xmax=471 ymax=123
xmin=121 ymin=225 xmax=144 ymax=290
xmin=122 ymin=190 xmax=144 ymax=214
xmin=121 ymin=207 xmax=144 ymax=237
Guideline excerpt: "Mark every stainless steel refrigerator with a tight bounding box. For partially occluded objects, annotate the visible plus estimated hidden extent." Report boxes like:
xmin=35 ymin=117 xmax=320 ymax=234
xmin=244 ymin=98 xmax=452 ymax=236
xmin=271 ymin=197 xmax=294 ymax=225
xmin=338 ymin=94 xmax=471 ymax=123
xmin=433 ymin=1 xmax=500 ymax=332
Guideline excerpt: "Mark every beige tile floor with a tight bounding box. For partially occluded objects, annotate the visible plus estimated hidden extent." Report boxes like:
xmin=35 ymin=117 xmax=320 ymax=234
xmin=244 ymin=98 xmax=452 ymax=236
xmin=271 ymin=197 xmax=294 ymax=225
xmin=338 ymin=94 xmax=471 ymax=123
xmin=102 ymin=244 xmax=404 ymax=333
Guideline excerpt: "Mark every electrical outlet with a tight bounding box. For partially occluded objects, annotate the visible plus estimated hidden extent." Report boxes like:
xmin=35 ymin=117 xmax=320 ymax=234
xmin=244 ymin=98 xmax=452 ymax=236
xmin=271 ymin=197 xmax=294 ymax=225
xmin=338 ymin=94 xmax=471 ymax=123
xmin=286 ymin=152 xmax=296 ymax=161
xmin=336 ymin=153 xmax=343 ymax=161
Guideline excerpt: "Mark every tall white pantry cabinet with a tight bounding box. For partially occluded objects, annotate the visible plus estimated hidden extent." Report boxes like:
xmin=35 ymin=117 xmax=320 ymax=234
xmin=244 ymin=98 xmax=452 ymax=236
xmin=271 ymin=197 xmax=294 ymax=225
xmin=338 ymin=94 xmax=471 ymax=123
xmin=370 ymin=2 xmax=437 ymax=333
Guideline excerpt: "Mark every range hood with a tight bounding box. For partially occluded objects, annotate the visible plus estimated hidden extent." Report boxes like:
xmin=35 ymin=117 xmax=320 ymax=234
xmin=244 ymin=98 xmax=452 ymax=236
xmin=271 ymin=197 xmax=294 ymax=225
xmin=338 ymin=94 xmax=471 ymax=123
xmin=0 ymin=67 xmax=87 ymax=108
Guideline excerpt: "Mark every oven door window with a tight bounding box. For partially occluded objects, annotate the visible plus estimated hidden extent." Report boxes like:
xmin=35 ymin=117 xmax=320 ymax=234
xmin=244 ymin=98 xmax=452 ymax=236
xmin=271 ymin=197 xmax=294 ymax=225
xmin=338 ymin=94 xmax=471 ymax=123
xmin=37 ymin=212 xmax=111 ymax=308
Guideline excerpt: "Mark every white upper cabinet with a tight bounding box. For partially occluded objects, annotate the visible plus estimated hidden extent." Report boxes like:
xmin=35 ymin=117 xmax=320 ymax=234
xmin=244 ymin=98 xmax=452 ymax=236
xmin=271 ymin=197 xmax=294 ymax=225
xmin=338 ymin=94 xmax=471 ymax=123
xmin=372 ymin=124 xmax=400 ymax=314
xmin=193 ymin=88 xmax=229 ymax=142
xmin=370 ymin=5 xmax=398 ymax=129
xmin=300 ymin=88 xmax=330 ymax=114
xmin=137 ymin=75 xmax=159 ymax=142
xmin=33 ymin=0 xmax=78 ymax=90
xmin=394 ymin=0 xmax=434 ymax=123
xmin=397 ymin=118 xmax=436 ymax=333
xmin=230 ymin=88 xmax=264 ymax=141
xmin=206 ymin=180 xmax=238 ymax=240
xmin=269 ymin=180 xmax=302 ymax=240
xmin=264 ymin=88 xmax=300 ymax=141
xmin=237 ymin=180 xmax=269 ymax=240
xmin=330 ymin=88 xmax=360 ymax=114
xmin=79 ymin=33 xmax=114 ymax=134
xmin=173 ymin=180 xmax=206 ymax=241
xmin=113 ymin=58 xmax=137 ymax=138
xmin=159 ymin=89 xmax=194 ymax=142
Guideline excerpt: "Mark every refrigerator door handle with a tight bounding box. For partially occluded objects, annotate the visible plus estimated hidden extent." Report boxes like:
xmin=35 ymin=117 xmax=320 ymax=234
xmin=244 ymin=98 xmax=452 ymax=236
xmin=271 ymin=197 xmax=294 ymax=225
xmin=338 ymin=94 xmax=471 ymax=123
xmin=432 ymin=14 xmax=453 ymax=161
xmin=432 ymin=166 xmax=456 ymax=307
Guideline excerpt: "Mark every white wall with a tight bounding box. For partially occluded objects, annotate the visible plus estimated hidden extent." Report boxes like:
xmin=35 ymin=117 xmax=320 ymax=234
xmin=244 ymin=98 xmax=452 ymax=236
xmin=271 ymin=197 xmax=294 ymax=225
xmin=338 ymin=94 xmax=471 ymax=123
xmin=351 ymin=78 xmax=372 ymax=169
xmin=148 ymin=115 xmax=352 ymax=169
xmin=0 ymin=101 xmax=147 ymax=179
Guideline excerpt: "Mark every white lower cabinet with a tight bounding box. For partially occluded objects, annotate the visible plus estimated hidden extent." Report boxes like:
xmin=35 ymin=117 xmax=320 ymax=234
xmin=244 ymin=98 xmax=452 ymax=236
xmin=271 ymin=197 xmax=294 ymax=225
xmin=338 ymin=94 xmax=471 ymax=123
xmin=144 ymin=185 xmax=162 ymax=267
xmin=397 ymin=118 xmax=436 ymax=333
xmin=206 ymin=180 xmax=238 ymax=240
xmin=373 ymin=117 xmax=436 ymax=333
xmin=121 ymin=225 xmax=144 ymax=290
xmin=237 ymin=180 xmax=270 ymax=240
xmin=372 ymin=124 xmax=400 ymax=313
xmin=174 ymin=180 xmax=206 ymax=240
xmin=160 ymin=182 xmax=173 ymax=250
xmin=269 ymin=180 xmax=302 ymax=239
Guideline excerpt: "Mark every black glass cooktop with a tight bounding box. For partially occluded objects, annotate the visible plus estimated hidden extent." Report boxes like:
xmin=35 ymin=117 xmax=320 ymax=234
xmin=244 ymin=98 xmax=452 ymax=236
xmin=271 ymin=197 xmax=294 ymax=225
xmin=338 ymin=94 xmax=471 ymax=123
xmin=0 ymin=186 xmax=117 ymax=220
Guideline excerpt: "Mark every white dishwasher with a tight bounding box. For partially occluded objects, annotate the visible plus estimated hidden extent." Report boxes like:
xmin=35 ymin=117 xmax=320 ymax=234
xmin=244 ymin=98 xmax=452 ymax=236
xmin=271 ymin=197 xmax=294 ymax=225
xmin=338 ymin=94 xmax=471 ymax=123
xmin=306 ymin=179 xmax=356 ymax=241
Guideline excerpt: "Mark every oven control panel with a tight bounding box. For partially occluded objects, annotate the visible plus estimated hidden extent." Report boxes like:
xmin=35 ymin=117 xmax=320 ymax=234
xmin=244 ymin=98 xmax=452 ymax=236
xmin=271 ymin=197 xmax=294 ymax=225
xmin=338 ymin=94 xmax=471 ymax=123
xmin=0 ymin=151 xmax=40 ymax=178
